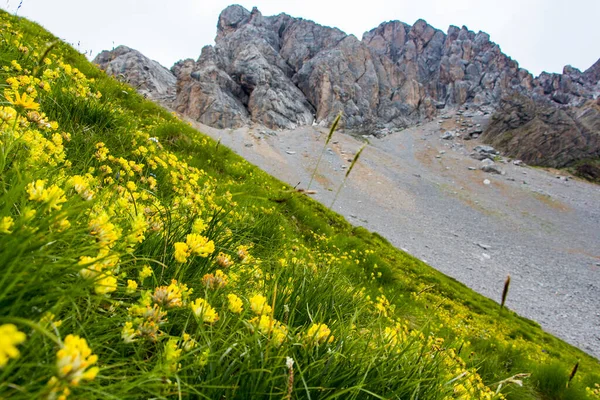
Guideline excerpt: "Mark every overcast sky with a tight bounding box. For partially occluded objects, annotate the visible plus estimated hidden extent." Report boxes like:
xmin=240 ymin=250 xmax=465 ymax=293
xmin=3 ymin=0 xmax=599 ymax=77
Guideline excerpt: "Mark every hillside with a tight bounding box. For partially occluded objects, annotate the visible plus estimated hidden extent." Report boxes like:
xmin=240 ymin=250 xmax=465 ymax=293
xmin=1 ymin=8 xmax=599 ymax=400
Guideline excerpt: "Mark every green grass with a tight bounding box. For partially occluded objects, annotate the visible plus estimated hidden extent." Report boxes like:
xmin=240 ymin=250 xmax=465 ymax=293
xmin=0 ymin=8 xmax=599 ymax=400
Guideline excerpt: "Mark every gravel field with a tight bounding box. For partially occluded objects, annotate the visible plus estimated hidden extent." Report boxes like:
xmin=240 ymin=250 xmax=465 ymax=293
xmin=190 ymin=113 xmax=600 ymax=358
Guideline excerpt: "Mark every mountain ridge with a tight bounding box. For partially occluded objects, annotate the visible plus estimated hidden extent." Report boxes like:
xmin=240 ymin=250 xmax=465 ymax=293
xmin=94 ymin=4 xmax=600 ymax=170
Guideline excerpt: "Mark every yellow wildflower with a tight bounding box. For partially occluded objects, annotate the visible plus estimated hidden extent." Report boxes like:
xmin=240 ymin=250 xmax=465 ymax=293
xmin=68 ymin=175 xmax=94 ymax=201
xmin=54 ymin=334 xmax=99 ymax=385
xmin=26 ymin=180 xmax=67 ymax=211
xmin=237 ymin=245 xmax=251 ymax=262
xmin=0 ymin=106 xmax=18 ymax=123
xmin=89 ymin=212 xmax=121 ymax=249
xmin=216 ymin=252 xmax=233 ymax=268
xmin=202 ymin=269 xmax=228 ymax=289
xmin=383 ymin=322 xmax=408 ymax=348
xmin=45 ymin=186 xmax=67 ymax=211
xmin=185 ymin=233 xmax=215 ymax=257
xmin=121 ymin=321 xmax=137 ymax=343
xmin=0 ymin=216 xmax=14 ymax=234
xmin=5 ymin=90 xmax=39 ymax=110
xmin=197 ymin=348 xmax=210 ymax=367
xmin=173 ymin=242 xmax=189 ymax=263
xmin=10 ymin=60 xmax=22 ymax=71
xmin=21 ymin=208 xmax=36 ymax=222
xmin=78 ymin=255 xmax=102 ymax=280
xmin=0 ymin=324 xmax=26 ymax=367
xmin=227 ymin=294 xmax=244 ymax=314
xmin=588 ymin=384 xmax=600 ymax=398
xmin=127 ymin=213 xmax=147 ymax=245
xmin=152 ymin=280 xmax=190 ymax=308
xmin=181 ymin=333 xmax=197 ymax=352
xmin=375 ymin=295 xmax=392 ymax=317
xmin=41 ymin=312 xmax=63 ymax=329
xmin=249 ymin=294 xmax=272 ymax=315
xmin=164 ymin=338 xmax=182 ymax=373
xmin=249 ymin=315 xmax=287 ymax=346
xmin=147 ymin=176 xmax=157 ymax=190
xmin=306 ymin=323 xmax=334 ymax=345
xmin=94 ymin=142 xmax=109 ymax=161
xmin=125 ymin=181 xmax=137 ymax=191
xmin=139 ymin=265 xmax=153 ymax=280
xmin=190 ymin=298 xmax=219 ymax=323
xmin=126 ymin=280 xmax=138 ymax=294
xmin=95 ymin=274 xmax=117 ymax=295
xmin=54 ymin=217 xmax=70 ymax=232
xmin=191 ymin=218 xmax=206 ymax=234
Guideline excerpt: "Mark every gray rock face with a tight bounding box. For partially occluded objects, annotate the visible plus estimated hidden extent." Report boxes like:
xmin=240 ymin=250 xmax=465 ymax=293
xmin=93 ymin=46 xmax=176 ymax=102
xmin=170 ymin=5 xmax=586 ymax=130
xmin=171 ymin=48 xmax=250 ymax=128
xmin=532 ymin=60 xmax=600 ymax=107
xmin=171 ymin=6 xmax=315 ymax=129
xmin=94 ymin=6 xmax=599 ymax=169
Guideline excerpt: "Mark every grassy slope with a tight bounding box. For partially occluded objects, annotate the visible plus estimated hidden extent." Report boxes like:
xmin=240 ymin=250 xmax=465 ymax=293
xmin=0 ymin=9 xmax=599 ymax=399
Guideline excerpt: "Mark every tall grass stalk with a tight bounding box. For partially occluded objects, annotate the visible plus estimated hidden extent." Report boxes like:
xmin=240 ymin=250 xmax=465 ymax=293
xmin=567 ymin=362 xmax=579 ymax=388
xmin=330 ymin=144 xmax=365 ymax=209
xmin=500 ymin=274 xmax=511 ymax=309
xmin=307 ymin=113 xmax=341 ymax=190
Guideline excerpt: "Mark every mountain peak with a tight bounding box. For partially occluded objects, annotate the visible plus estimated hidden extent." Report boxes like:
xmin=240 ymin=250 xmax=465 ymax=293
xmin=95 ymin=6 xmax=600 ymax=166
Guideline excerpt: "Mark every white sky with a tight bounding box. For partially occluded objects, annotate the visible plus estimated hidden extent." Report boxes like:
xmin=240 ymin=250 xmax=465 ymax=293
xmin=3 ymin=0 xmax=599 ymax=77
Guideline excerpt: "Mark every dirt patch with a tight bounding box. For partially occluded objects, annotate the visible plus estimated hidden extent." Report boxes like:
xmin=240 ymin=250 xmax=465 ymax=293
xmin=531 ymin=192 xmax=571 ymax=212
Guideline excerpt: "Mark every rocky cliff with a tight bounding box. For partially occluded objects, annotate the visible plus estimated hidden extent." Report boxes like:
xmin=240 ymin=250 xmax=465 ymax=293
xmin=94 ymin=5 xmax=599 ymax=131
xmin=94 ymin=45 xmax=176 ymax=102
xmin=481 ymin=95 xmax=600 ymax=168
xmin=167 ymin=5 xmax=542 ymax=130
xmin=480 ymin=62 xmax=600 ymax=170
xmin=93 ymin=5 xmax=600 ymax=169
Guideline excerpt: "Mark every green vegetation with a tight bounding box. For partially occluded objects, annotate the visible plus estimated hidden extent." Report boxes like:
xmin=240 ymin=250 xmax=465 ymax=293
xmin=0 ymin=9 xmax=599 ymax=399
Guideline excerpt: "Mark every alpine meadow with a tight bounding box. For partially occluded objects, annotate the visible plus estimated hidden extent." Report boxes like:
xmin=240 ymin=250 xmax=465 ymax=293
xmin=1 ymin=8 xmax=599 ymax=400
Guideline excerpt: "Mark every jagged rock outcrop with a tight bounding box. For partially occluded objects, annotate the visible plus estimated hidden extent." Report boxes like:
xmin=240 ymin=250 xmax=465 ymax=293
xmin=174 ymin=5 xmax=599 ymax=130
xmin=171 ymin=6 xmax=316 ymax=129
xmin=94 ymin=46 xmax=176 ymax=102
xmin=532 ymin=61 xmax=600 ymax=107
xmin=168 ymin=5 xmax=542 ymax=129
xmin=481 ymin=58 xmax=600 ymax=169
xmin=481 ymin=94 xmax=600 ymax=168
xmin=171 ymin=50 xmax=249 ymax=128
xmin=95 ymin=6 xmax=599 ymax=133
xmin=94 ymin=5 xmax=599 ymax=170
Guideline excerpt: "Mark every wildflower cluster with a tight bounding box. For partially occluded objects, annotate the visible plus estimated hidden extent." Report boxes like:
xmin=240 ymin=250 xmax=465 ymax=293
xmin=47 ymin=335 xmax=99 ymax=399
xmin=588 ymin=384 xmax=600 ymax=399
xmin=0 ymin=324 xmax=26 ymax=368
xmin=305 ymin=323 xmax=334 ymax=345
